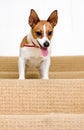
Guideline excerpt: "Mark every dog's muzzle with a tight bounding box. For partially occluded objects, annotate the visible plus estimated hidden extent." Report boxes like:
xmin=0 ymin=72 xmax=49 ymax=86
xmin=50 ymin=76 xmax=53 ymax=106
xmin=37 ymin=40 xmax=50 ymax=48
xmin=43 ymin=41 xmax=49 ymax=48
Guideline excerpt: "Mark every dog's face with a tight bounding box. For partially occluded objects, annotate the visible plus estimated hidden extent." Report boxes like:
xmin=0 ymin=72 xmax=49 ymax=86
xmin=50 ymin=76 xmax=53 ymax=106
xmin=29 ymin=9 xmax=58 ymax=56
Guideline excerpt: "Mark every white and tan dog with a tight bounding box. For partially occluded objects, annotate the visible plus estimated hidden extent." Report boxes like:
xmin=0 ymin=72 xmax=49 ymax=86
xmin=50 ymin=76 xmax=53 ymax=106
xmin=18 ymin=9 xmax=58 ymax=79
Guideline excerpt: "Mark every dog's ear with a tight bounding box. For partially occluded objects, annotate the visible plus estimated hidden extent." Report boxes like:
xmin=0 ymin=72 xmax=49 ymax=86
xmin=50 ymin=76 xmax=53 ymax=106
xmin=47 ymin=10 xmax=58 ymax=28
xmin=29 ymin=9 xmax=40 ymax=28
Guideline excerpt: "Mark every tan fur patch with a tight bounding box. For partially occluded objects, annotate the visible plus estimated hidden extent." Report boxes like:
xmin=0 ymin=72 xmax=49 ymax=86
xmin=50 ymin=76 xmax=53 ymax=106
xmin=32 ymin=20 xmax=53 ymax=40
xmin=20 ymin=36 xmax=28 ymax=48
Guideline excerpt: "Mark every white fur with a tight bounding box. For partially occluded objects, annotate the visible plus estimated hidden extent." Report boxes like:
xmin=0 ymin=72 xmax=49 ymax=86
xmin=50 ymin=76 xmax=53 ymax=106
xmin=37 ymin=25 xmax=50 ymax=47
xmin=18 ymin=24 xmax=51 ymax=79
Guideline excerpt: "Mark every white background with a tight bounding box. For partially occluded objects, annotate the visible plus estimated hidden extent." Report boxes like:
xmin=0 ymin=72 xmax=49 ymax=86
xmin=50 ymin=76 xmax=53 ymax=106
xmin=0 ymin=0 xmax=84 ymax=56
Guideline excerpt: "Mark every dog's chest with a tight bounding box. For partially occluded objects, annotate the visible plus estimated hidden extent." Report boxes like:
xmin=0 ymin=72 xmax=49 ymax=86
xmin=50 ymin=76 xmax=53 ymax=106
xmin=20 ymin=47 xmax=50 ymax=67
xmin=20 ymin=47 xmax=44 ymax=67
xmin=20 ymin=47 xmax=41 ymax=57
xmin=26 ymin=57 xmax=43 ymax=67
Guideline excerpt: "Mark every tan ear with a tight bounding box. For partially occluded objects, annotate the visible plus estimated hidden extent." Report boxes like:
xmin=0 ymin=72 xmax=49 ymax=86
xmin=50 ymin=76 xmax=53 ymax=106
xmin=29 ymin=9 xmax=40 ymax=28
xmin=47 ymin=10 xmax=58 ymax=28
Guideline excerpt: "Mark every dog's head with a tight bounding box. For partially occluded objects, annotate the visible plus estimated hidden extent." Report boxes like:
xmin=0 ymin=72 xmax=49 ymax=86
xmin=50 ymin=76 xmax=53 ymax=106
xmin=29 ymin=9 xmax=58 ymax=56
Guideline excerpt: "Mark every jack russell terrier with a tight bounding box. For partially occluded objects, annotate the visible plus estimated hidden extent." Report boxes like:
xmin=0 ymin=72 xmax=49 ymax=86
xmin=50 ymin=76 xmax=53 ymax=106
xmin=18 ymin=9 xmax=58 ymax=79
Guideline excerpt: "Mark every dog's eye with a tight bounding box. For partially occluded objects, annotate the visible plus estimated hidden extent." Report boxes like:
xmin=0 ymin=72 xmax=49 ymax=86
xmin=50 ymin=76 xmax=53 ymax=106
xmin=36 ymin=31 xmax=42 ymax=36
xmin=48 ymin=31 xmax=53 ymax=36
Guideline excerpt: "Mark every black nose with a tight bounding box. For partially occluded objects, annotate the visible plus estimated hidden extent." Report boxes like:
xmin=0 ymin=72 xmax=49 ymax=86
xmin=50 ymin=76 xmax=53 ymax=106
xmin=44 ymin=41 xmax=49 ymax=48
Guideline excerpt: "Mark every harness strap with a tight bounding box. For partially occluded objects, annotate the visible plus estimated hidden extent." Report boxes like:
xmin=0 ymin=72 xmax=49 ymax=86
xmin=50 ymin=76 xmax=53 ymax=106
xmin=24 ymin=41 xmax=39 ymax=48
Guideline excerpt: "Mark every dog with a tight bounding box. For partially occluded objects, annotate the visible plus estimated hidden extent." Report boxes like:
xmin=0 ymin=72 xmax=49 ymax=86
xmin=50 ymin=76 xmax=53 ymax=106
xmin=18 ymin=9 xmax=58 ymax=79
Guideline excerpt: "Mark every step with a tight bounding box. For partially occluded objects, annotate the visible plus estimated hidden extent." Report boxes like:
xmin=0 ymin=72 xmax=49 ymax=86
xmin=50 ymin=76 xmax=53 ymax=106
xmin=0 ymin=56 xmax=84 ymax=79
xmin=0 ymin=114 xmax=84 ymax=130
xmin=0 ymin=71 xmax=84 ymax=79
xmin=0 ymin=56 xmax=84 ymax=129
xmin=0 ymin=56 xmax=84 ymax=72
xmin=0 ymin=79 xmax=84 ymax=114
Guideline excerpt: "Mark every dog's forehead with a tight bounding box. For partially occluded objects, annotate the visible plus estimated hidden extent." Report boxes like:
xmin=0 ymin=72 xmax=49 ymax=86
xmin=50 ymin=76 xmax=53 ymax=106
xmin=34 ymin=21 xmax=53 ymax=31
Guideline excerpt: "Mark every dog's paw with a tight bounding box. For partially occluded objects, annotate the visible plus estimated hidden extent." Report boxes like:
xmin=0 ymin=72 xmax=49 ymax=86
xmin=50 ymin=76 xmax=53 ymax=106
xmin=41 ymin=77 xmax=49 ymax=79
xmin=19 ymin=77 xmax=25 ymax=80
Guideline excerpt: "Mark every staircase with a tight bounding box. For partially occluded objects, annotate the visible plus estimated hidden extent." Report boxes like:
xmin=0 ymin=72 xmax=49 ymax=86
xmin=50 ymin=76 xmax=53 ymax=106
xmin=0 ymin=56 xmax=84 ymax=130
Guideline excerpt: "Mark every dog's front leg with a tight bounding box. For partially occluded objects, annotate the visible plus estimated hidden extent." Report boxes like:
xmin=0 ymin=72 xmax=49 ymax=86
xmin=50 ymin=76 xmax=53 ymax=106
xmin=38 ymin=58 xmax=50 ymax=79
xmin=18 ymin=57 xmax=26 ymax=79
